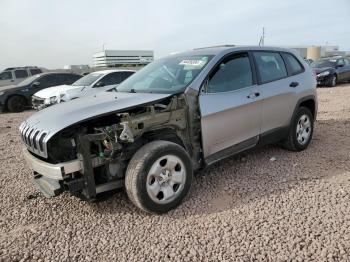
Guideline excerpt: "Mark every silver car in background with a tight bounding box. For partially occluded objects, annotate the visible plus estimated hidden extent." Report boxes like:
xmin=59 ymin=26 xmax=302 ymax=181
xmin=20 ymin=46 xmax=317 ymax=214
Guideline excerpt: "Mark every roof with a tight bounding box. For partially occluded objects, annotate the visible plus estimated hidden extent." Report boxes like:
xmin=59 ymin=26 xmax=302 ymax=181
xmin=90 ymin=69 xmax=137 ymax=74
xmin=169 ymin=45 xmax=300 ymax=57
xmin=35 ymin=72 xmax=81 ymax=77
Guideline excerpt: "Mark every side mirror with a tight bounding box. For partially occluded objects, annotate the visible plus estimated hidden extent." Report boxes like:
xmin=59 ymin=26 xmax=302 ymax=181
xmin=32 ymin=82 xmax=40 ymax=87
xmin=336 ymin=64 xmax=344 ymax=68
xmin=200 ymin=78 xmax=209 ymax=93
xmin=94 ymin=81 xmax=105 ymax=88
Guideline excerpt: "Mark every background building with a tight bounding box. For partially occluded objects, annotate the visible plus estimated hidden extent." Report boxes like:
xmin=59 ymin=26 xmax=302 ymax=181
xmin=286 ymin=45 xmax=343 ymax=60
xmin=93 ymin=50 xmax=154 ymax=68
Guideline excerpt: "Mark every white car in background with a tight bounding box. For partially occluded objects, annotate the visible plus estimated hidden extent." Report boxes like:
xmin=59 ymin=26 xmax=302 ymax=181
xmin=32 ymin=69 xmax=136 ymax=110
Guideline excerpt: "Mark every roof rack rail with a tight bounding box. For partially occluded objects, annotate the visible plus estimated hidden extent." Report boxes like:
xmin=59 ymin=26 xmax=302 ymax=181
xmin=3 ymin=66 xmax=38 ymax=71
xmin=193 ymin=45 xmax=235 ymax=50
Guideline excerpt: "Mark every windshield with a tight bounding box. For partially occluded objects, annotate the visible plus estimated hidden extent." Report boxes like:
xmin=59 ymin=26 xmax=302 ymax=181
xmin=116 ymin=55 xmax=213 ymax=94
xmin=311 ymin=59 xmax=337 ymax=68
xmin=17 ymin=74 xmax=41 ymax=86
xmin=72 ymin=73 xmax=103 ymax=86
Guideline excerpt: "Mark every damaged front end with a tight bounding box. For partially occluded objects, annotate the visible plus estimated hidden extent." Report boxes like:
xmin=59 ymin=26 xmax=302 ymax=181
xmin=23 ymin=95 xmax=198 ymax=200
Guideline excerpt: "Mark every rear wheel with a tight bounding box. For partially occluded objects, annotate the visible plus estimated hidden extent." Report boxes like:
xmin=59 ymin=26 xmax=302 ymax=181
xmin=282 ymin=107 xmax=314 ymax=151
xmin=125 ymin=140 xmax=193 ymax=214
xmin=7 ymin=96 xmax=26 ymax=112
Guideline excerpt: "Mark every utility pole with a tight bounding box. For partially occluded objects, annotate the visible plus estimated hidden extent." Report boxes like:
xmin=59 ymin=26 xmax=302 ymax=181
xmin=102 ymin=43 xmax=106 ymax=52
xmin=259 ymin=27 xmax=265 ymax=46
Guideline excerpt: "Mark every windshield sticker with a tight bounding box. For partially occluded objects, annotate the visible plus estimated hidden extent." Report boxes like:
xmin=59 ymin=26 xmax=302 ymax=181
xmin=179 ymin=60 xmax=206 ymax=67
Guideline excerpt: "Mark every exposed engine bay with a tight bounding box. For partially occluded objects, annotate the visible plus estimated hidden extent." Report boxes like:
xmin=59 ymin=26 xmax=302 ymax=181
xmin=39 ymin=95 xmax=201 ymax=200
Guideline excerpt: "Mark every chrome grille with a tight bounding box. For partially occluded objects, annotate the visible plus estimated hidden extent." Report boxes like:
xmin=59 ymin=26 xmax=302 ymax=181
xmin=19 ymin=121 xmax=48 ymax=158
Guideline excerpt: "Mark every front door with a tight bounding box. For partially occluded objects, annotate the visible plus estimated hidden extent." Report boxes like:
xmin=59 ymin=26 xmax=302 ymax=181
xmin=0 ymin=71 xmax=14 ymax=87
xmin=199 ymin=52 xmax=262 ymax=162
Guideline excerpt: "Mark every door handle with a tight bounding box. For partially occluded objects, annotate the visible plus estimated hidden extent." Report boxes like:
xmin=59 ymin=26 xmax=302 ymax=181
xmin=247 ymin=92 xmax=260 ymax=99
xmin=290 ymin=82 xmax=299 ymax=88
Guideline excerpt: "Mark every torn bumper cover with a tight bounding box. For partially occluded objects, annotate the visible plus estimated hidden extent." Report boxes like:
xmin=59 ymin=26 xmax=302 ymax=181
xmin=22 ymin=147 xmax=106 ymax=198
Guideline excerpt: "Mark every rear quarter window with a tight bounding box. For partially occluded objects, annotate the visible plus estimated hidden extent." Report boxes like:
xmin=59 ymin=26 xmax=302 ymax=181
xmin=282 ymin=52 xmax=304 ymax=75
xmin=253 ymin=52 xmax=287 ymax=83
xmin=30 ymin=69 xmax=42 ymax=76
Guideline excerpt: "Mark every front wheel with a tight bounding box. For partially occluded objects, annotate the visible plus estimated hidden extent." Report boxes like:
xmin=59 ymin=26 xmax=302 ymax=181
xmin=125 ymin=140 xmax=193 ymax=214
xmin=282 ymin=107 xmax=314 ymax=151
xmin=7 ymin=96 xmax=26 ymax=112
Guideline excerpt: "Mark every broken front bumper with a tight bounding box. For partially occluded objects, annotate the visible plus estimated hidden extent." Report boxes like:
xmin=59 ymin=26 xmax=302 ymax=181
xmin=22 ymin=148 xmax=83 ymax=180
xmin=22 ymin=148 xmax=111 ymax=198
xmin=23 ymin=148 xmax=124 ymax=200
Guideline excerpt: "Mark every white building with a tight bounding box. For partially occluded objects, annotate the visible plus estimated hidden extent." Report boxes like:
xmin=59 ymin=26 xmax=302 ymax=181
xmin=93 ymin=50 xmax=154 ymax=68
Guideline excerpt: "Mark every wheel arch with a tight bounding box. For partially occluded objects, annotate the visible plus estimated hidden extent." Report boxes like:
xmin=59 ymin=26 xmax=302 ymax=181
xmin=5 ymin=94 xmax=29 ymax=109
xmin=140 ymin=127 xmax=186 ymax=149
xmin=292 ymin=95 xmax=317 ymax=122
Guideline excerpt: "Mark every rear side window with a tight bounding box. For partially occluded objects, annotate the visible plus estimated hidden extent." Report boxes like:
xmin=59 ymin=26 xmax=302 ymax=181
xmin=99 ymin=72 xmax=122 ymax=86
xmin=60 ymin=74 xmax=81 ymax=84
xmin=207 ymin=53 xmax=253 ymax=93
xmin=282 ymin=53 xmax=304 ymax=75
xmin=30 ymin=69 xmax=42 ymax=76
xmin=15 ymin=69 xmax=29 ymax=78
xmin=120 ymin=71 xmax=135 ymax=81
xmin=38 ymin=75 xmax=60 ymax=87
xmin=253 ymin=52 xmax=287 ymax=83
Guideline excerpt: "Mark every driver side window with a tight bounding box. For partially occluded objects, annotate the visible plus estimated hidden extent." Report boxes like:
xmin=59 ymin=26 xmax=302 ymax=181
xmin=97 ymin=72 xmax=122 ymax=87
xmin=207 ymin=53 xmax=253 ymax=93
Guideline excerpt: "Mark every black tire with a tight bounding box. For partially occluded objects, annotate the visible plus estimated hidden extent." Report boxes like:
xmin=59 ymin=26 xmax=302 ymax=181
xmin=327 ymin=74 xmax=337 ymax=87
xmin=125 ymin=140 xmax=193 ymax=214
xmin=282 ymin=107 xmax=314 ymax=152
xmin=7 ymin=96 xmax=26 ymax=112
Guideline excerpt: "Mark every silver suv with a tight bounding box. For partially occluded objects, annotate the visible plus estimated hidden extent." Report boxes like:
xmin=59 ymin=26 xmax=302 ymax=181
xmin=20 ymin=46 xmax=317 ymax=213
xmin=0 ymin=66 xmax=42 ymax=87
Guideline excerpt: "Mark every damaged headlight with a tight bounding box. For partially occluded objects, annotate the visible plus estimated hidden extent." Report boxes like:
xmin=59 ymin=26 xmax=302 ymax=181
xmin=317 ymin=71 xmax=330 ymax=77
xmin=45 ymin=96 xmax=57 ymax=104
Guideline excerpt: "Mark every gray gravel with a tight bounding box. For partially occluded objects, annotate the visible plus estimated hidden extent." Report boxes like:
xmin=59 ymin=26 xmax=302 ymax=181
xmin=1 ymin=84 xmax=350 ymax=261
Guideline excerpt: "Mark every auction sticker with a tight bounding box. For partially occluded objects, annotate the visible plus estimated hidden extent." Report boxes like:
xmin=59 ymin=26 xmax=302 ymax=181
xmin=179 ymin=60 xmax=206 ymax=67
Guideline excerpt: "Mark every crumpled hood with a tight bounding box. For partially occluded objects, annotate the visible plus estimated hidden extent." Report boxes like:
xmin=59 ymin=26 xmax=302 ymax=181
xmin=34 ymin=85 xmax=81 ymax=98
xmin=21 ymin=91 xmax=172 ymax=141
xmin=313 ymin=67 xmax=333 ymax=74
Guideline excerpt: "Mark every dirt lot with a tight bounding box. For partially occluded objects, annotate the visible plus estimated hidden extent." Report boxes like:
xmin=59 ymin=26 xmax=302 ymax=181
xmin=0 ymin=84 xmax=350 ymax=261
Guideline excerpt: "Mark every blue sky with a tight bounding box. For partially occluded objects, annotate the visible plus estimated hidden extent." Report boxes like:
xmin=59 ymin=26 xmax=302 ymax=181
xmin=0 ymin=0 xmax=349 ymax=70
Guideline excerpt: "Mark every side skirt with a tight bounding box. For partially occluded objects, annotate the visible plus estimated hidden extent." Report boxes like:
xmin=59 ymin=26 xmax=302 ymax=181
xmin=203 ymin=126 xmax=290 ymax=166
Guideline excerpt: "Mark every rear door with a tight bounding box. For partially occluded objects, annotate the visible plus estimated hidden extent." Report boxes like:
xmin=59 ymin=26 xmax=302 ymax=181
xmin=336 ymin=59 xmax=347 ymax=81
xmin=341 ymin=58 xmax=350 ymax=81
xmin=199 ymin=52 xmax=262 ymax=162
xmin=253 ymin=51 xmax=299 ymax=134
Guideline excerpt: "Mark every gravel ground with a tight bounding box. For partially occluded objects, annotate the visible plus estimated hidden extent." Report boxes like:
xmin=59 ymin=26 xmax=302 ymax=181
xmin=1 ymin=84 xmax=350 ymax=261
